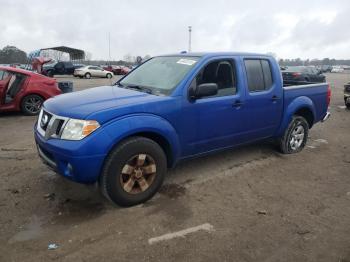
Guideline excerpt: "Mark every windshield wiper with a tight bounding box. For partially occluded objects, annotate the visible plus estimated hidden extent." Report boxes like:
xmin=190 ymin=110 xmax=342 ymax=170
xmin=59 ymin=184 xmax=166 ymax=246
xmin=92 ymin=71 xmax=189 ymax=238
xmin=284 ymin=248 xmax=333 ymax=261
xmin=125 ymin=85 xmax=153 ymax=94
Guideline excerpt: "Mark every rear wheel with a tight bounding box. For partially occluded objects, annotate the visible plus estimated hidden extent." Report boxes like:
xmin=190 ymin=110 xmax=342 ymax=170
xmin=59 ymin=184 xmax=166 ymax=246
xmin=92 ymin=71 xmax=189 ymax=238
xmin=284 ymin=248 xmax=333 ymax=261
xmin=99 ymin=137 xmax=167 ymax=206
xmin=279 ymin=116 xmax=309 ymax=154
xmin=85 ymin=73 xmax=91 ymax=79
xmin=106 ymin=73 xmax=112 ymax=79
xmin=21 ymin=94 xmax=44 ymax=115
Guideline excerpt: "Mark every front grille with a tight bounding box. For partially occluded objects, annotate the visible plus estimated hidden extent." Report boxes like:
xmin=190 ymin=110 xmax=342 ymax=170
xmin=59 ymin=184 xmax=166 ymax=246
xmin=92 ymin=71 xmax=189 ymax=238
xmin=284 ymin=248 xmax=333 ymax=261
xmin=37 ymin=109 xmax=69 ymax=139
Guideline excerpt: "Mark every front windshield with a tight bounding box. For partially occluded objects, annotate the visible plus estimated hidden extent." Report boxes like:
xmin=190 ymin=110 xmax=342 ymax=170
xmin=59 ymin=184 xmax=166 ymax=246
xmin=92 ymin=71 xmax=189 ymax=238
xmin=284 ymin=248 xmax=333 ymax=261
xmin=119 ymin=56 xmax=200 ymax=95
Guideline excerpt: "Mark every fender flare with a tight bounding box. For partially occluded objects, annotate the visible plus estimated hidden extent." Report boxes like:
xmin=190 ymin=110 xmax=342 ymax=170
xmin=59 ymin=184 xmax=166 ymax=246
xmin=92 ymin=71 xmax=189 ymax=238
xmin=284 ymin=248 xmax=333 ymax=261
xmin=276 ymin=96 xmax=316 ymax=137
xmin=102 ymin=114 xmax=181 ymax=166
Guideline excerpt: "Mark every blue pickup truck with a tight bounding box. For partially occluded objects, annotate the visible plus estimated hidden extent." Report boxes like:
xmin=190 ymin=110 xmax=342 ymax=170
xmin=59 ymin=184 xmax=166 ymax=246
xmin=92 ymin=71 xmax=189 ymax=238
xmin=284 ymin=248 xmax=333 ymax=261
xmin=34 ymin=52 xmax=331 ymax=206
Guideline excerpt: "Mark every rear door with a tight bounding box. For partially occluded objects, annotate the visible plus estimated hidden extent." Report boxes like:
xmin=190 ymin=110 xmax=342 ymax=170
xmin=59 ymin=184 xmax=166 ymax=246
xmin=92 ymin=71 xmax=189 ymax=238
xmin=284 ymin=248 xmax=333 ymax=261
xmin=54 ymin=62 xmax=65 ymax=75
xmin=241 ymin=57 xmax=283 ymax=138
xmin=95 ymin=67 xmax=105 ymax=77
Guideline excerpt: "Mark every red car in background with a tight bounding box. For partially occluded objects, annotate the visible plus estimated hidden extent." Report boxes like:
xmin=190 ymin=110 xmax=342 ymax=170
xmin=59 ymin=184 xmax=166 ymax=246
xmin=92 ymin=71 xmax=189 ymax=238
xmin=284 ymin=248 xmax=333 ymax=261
xmin=0 ymin=66 xmax=62 ymax=115
xmin=102 ymin=65 xmax=131 ymax=75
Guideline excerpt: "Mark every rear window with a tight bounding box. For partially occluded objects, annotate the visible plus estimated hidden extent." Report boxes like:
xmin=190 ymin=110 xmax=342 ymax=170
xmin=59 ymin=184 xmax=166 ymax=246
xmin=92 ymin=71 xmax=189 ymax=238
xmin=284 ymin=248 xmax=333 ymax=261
xmin=244 ymin=59 xmax=273 ymax=92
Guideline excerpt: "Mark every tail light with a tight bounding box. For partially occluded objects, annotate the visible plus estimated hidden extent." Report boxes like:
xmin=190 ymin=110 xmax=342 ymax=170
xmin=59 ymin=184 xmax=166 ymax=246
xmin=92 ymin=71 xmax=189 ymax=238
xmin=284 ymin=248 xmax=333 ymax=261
xmin=292 ymin=72 xmax=301 ymax=77
xmin=327 ymin=84 xmax=331 ymax=107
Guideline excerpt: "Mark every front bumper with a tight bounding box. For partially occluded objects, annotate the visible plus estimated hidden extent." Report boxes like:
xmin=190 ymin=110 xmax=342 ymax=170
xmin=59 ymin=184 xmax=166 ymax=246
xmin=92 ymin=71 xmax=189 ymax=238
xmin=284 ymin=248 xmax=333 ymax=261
xmin=34 ymin=125 xmax=110 ymax=184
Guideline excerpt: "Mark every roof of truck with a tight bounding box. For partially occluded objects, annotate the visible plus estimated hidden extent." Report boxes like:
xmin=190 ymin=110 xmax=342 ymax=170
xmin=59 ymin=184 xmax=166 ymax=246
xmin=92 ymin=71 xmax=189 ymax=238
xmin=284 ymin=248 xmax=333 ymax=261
xmin=160 ymin=52 xmax=273 ymax=58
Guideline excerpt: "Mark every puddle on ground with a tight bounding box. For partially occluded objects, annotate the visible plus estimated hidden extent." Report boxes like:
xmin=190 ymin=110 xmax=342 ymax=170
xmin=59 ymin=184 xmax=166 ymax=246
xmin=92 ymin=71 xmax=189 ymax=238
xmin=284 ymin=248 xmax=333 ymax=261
xmin=9 ymin=215 xmax=44 ymax=243
xmin=159 ymin=184 xmax=186 ymax=199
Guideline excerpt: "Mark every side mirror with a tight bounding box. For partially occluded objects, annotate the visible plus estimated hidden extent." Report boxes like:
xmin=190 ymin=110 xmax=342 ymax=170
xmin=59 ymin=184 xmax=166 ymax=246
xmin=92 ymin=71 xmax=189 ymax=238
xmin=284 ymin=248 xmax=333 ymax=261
xmin=192 ymin=83 xmax=218 ymax=99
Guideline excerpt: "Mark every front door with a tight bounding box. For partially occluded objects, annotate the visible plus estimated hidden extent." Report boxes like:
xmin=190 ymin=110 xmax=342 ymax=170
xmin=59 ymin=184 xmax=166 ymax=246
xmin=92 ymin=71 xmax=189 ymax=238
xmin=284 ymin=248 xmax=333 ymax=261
xmin=181 ymin=58 xmax=249 ymax=156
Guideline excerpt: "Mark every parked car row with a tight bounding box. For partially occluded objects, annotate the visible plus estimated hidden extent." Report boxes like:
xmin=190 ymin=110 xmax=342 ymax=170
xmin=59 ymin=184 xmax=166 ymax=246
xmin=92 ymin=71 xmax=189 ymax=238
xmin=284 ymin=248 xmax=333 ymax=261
xmin=281 ymin=66 xmax=326 ymax=86
xmin=40 ymin=62 xmax=132 ymax=78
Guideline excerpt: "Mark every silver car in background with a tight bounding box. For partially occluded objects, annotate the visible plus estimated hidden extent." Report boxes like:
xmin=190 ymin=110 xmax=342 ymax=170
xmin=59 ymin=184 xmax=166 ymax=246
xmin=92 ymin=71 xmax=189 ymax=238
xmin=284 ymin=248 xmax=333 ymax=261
xmin=74 ymin=66 xmax=113 ymax=79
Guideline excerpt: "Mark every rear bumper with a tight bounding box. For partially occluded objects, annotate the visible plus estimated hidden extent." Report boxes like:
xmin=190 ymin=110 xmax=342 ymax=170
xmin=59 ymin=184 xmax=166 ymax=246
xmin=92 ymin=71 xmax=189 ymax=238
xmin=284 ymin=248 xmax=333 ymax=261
xmin=321 ymin=111 xmax=331 ymax=122
xmin=34 ymin=125 xmax=110 ymax=184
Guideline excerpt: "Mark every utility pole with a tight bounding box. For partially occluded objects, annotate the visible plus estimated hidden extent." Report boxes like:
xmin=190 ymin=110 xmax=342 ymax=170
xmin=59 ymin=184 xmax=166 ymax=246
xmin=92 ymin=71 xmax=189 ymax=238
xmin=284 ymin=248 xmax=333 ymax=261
xmin=188 ymin=26 xmax=192 ymax=52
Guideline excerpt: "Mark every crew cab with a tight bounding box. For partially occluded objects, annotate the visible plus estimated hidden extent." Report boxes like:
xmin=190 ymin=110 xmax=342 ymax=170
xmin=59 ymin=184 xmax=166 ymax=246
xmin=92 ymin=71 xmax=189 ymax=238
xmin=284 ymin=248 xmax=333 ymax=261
xmin=0 ymin=66 xmax=62 ymax=115
xmin=34 ymin=52 xmax=331 ymax=206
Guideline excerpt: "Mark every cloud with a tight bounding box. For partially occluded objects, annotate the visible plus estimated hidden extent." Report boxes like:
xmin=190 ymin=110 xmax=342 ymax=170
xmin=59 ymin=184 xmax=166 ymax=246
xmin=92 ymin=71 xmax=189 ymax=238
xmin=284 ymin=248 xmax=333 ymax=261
xmin=0 ymin=0 xmax=349 ymax=59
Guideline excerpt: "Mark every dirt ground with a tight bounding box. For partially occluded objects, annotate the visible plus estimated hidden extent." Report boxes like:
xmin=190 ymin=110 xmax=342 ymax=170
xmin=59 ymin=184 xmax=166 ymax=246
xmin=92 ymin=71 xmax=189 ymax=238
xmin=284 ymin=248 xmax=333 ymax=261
xmin=0 ymin=73 xmax=349 ymax=262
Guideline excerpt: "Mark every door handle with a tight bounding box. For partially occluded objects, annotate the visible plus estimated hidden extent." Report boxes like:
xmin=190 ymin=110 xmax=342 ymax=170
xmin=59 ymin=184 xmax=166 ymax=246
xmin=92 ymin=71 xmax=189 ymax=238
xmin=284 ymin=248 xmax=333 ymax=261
xmin=233 ymin=100 xmax=243 ymax=107
xmin=271 ymin=95 xmax=279 ymax=101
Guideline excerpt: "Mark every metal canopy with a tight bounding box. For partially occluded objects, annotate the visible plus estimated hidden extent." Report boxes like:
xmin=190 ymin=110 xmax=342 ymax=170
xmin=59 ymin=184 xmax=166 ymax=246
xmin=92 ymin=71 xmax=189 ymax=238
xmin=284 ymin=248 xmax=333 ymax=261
xmin=40 ymin=46 xmax=85 ymax=60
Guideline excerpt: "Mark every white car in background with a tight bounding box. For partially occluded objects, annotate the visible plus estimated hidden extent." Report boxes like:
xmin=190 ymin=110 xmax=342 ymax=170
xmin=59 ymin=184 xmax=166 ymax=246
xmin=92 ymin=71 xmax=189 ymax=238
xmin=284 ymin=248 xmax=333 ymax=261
xmin=331 ymin=66 xmax=344 ymax=73
xmin=74 ymin=66 xmax=113 ymax=79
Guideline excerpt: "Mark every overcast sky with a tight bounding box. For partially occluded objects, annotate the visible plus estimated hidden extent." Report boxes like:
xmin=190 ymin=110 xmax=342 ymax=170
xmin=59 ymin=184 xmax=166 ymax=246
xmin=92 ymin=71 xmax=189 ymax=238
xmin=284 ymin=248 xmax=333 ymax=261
xmin=1 ymin=0 xmax=350 ymax=60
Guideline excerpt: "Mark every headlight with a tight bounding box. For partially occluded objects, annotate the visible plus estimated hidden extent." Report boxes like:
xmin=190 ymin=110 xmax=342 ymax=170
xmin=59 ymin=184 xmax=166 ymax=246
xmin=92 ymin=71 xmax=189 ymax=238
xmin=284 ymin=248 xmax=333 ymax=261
xmin=61 ymin=119 xmax=100 ymax=140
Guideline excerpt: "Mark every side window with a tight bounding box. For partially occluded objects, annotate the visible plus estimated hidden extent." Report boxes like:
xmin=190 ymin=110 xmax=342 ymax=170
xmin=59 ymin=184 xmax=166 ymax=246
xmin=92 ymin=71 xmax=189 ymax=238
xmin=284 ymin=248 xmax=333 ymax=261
xmin=244 ymin=59 xmax=273 ymax=92
xmin=261 ymin=60 xmax=273 ymax=89
xmin=194 ymin=59 xmax=236 ymax=98
xmin=0 ymin=71 xmax=11 ymax=81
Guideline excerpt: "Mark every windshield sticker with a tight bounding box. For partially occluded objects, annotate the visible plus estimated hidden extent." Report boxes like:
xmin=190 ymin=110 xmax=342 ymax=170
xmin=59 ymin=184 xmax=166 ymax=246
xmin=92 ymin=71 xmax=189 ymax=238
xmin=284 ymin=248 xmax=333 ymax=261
xmin=177 ymin=59 xmax=197 ymax=66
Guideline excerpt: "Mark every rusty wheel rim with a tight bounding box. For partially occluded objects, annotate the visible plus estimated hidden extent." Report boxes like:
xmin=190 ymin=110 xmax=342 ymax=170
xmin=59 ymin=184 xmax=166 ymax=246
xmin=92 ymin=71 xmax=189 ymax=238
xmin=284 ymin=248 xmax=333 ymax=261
xmin=120 ymin=154 xmax=157 ymax=194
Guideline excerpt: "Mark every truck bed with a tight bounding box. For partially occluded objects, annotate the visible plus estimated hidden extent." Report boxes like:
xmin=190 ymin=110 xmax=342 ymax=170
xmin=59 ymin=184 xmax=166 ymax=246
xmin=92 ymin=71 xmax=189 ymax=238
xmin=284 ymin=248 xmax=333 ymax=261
xmin=283 ymin=83 xmax=329 ymax=124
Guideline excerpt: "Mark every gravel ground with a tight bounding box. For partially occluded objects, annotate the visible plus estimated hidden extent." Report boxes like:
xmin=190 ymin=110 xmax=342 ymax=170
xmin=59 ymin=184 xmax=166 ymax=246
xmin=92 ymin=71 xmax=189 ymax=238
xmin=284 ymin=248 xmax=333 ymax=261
xmin=0 ymin=73 xmax=349 ymax=262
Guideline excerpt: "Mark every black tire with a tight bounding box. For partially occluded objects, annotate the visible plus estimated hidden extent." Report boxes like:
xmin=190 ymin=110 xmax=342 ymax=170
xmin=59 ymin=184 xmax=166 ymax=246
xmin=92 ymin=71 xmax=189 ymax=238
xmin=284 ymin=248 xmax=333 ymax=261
xmin=47 ymin=70 xmax=54 ymax=77
xmin=21 ymin=94 xmax=44 ymax=115
xmin=106 ymin=73 xmax=112 ymax=79
xmin=345 ymin=98 xmax=350 ymax=109
xmin=279 ymin=116 xmax=309 ymax=154
xmin=99 ymin=137 xmax=167 ymax=207
xmin=85 ymin=73 xmax=91 ymax=79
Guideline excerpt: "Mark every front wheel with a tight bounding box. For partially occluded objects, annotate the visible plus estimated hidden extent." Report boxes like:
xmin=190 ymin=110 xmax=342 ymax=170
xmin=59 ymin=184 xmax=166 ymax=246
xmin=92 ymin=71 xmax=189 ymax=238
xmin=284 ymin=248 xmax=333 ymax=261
xmin=106 ymin=73 xmax=112 ymax=79
xmin=21 ymin=94 xmax=44 ymax=115
xmin=85 ymin=73 xmax=91 ymax=79
xmin=99 ymin=137 xmax=167 ymax=206
xmin=279 ymin=116 xmax=309 ymax=154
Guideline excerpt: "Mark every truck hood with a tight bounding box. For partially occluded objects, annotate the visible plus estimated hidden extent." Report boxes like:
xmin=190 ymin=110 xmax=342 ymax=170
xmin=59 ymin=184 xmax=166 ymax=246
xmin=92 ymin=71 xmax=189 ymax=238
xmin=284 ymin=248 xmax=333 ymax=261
xmin=44 ymin=85 xmax=163 ymax=120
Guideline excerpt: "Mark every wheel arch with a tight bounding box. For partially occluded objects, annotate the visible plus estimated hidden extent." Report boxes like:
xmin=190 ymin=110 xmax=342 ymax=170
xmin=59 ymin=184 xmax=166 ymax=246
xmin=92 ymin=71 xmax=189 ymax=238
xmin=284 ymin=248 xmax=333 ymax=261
xmin=102 ymin=114 xmax=181 ymax=169
xmin=20 ymin=93 xmax=45 ymax=105
xmin=276 ymin=96 xmax=316 ymax=136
